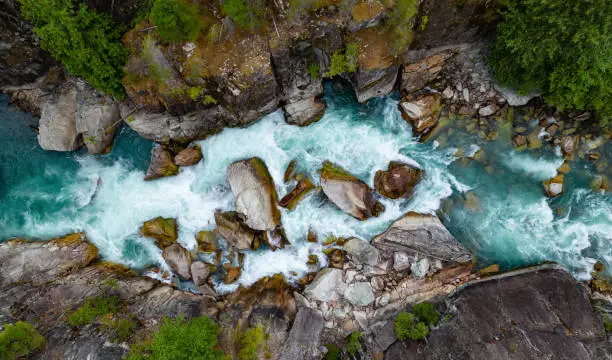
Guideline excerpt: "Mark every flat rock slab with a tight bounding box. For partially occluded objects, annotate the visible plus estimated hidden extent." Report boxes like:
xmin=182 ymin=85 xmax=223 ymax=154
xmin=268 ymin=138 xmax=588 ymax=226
xmin=372 ymin=212 xmax=472 ymax=264
xmin=303 ymin=268 xmax=346 ymax=302
xmin=279 ymin=308 xmax=325 ymax=360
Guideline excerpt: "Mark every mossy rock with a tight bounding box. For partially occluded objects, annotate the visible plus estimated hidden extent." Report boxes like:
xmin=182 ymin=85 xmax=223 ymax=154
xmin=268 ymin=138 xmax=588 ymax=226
xmin=319 ymin=161 xmax=359 ymax=182
xmin=279 ymin=177 xmax=315 ymax=211
xmin=140 ymin=217 xmax=178 ymax=248
xmin=195 ymin=230 xmax=218 ymax=253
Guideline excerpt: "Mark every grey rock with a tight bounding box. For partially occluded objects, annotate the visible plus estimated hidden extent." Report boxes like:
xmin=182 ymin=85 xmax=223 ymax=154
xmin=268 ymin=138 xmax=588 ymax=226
xmin=343 ymin=238 xmax=379 ymax=266
xmin=283 ymin=96 xmax=326 ymax=126
xmin=38 ymin=81 xmax=82 ymax=151
xmin=214 ymin=211 xmax=258 ymax=250
xmin=351 ymin=65 xmax=399 ymax=103
xmin=410 ymin=258 xmax=430 ymax=279
xmin=393 ymin=252 xmax=412 ymax=271
xmin=477 ymin=104 xmax=496 ymax=117
xmin=353 ymin=310 xmax=368 ymax=329
xmin=162 ymin=244 xmax=192 ymax=280
xmin=144 ymin=145 xmax=179 ymax=180
xmin=372 ymin=212 xmax=472 ymax=264
xmin=304 ymin=268 xmax=346 ymax=302
xmin=494 ymin=83 xmax=540 ymax=106
xmin=190 ymin=261 xmax=210 ymax=286
xmin=279 ymin=308 xmax=324 ymax=360
xmin=75 ymin=80 xmax=119 ymax=154
xmin=227 ymin=158 xmax=281 ymax=231
xmin=344 ymin=282 xmax=375 ymax=307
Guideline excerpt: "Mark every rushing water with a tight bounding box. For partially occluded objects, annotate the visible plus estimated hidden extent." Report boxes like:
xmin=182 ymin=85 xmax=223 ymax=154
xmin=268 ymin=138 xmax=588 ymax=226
xmin=0 ymin=82 xmax=610 ymax=289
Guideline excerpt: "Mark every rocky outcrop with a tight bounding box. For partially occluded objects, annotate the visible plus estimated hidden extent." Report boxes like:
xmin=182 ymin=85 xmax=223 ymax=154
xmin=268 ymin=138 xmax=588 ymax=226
xmin=38 ymin=81 xmax=82 ymax=151
xmin=140 ymin=216 xmax=178 ymax=248
xmin=278 ymin=308 xmax=325 ymax=360
xmin=400 ymin=93 xmax=441 ymax=139
xmin=0 ymin=234 xmax=215 ymax=360
xmin=173 ymin=144 xmax=203 ymax=166
xmin=0 ymin=0 xmax=53 ymax=89
xmin=144 ymin=145 xmax=179 ymax=180
xmin=75 ymin=80 xmax=120 ymax=153
xmin=227 ymin=158 xmax=281 ymax=231
xmin=381 ymin=267 xmax=611 ymax=360
xmin=374 ymin=161 xmax=424 ymax=199
xmin=320 ymin=161 xmax=384 ymax=220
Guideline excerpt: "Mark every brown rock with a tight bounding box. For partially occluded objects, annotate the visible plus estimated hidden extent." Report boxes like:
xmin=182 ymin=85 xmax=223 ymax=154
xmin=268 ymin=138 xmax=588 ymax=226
xmin=141 ymin=217 xmax=178 ymax=248
xmin=224 ymin=266 xmax=241 ymax=284
xmin=173 ymin=144 xmax=202 ymax=166
xmin=374 ymin=161 xmax=424 ymax=199
xmin=263 ymin=227 xmax=290 ymax=251
xmin=399 ymin=93 xmax=441 ymax=139
xmin=558 ymin=161 xmax=571 ymax=174
xmin=543 ymin=174 xmax=564 ymax=198
xmin=195 ymin=230 xmax=218 ymax=253
xmin=283 ymin=160 xmax=297 ymax=183
xmin=327 ymin=249 xmax=345 ymax=269
xmin=401 ymin=50 xmax=455 ymax=93
xmin=512 ymin=134 xmax=527 ymax=148
xmin=162 ymin=244 xmax=192 ymax=280
xmin=144 ymin=145 xmax=179 ymax=180
xmin=279 ymin=177 xmax=315 ymax=210
xmin=214 ymin=211 xmax=260 ymax=251
xmin=307 ymin=228 xmax=318 ymax=243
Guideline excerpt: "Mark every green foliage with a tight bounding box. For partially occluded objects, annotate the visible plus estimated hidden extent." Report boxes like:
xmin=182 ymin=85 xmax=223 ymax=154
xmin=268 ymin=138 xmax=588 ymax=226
xmin=387 ymin=0 xmax=419 ymax=54
xmin=345 ymin=331 xmax=363 ymax=357
xmin=103 ymin=277 xmax=120 ymax=290
xmin=326 ymin=43 xmax=359 ymax=77
xmin=18 ymin=0 xmax=127 ymax=98
xmin=67 ymin=296 xmax=120 ymax=327
xmin=489 ymin=0 xmax=612 ymax=125
xmin=394 ymin=312 xmax=430 ymax=341
xmin=100 ymin=315 xmax=138 ymax=343
xmin=238 ymin=324 xmax=266 ymax=360
xmin=0 ymin=321 xmax=46 ymax=360
xmin=202 ymin=95 xmax=217 ymax=105
xmin=287 ymin=0 xmax=339 ymax=20
xmin=150 ymin=0 xmax=201 ymax=42
xmin=323 ymin=343 xmax=341 ymax=360
xmin=419 ymin=15 xmax=429 ymax=31
xmin=413 ymin=302 xmax=439 ymax=326
xmin=124 ymin=316 xmax=225 ymax=360
xmin=605 ymin=315 xmax=612 ymax=332
xmin=222 ymin=0 xmax=266 ymax=32
xmin=307 ymin=62 xmax=320 ymax=79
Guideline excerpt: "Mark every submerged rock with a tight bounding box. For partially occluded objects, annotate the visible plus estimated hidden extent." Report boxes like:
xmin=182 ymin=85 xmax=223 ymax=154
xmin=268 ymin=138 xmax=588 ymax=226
xmin=372 ymin=212 xmax=472 ymax=264
xmin=543 ymin=174 xmax=564 ymax=197
xmin=162 ymin=244 xmax=192 ymax=280
xmin=279 ymin=177 xmax=315 ymax=210
xmin=173 ymin=144 xmax=203 ymax=166
xmin=227 ymin=158 xmax=281 ymax=231
xmin=214 ymin=211 xmax=260 ymax=251
xmin=140 ymin=217 xmax=178 ymax=248
xmin=144 ymin=145 xmax=179 ymax=180
xmin=399 ymin=93 xmax=441 ymax=139
xmin=374 ymin=161 xmax=424 ymax=199
xmin=320 ymin=161 xmax=384 ymax=220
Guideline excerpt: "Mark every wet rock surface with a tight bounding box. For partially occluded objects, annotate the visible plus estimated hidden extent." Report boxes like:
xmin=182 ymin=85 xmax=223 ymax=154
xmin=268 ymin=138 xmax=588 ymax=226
xmin=374 ymin=161 xmax=424 ymax=199
xmin=144 ymin=145 xmax=179 ymax=180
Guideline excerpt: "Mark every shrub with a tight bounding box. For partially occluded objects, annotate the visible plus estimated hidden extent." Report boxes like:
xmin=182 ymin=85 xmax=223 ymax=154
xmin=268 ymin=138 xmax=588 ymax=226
xmin=605 ymin=316 xmax=612 ymax=332
xmin=394 ymin=312 xmax=430 ymax=341
xmin=124 ymin=316 xmax=225 ymax=360
xmin=67 ymin=296 xmax=120 ymax=327
xmin=413 ymin=302 xmax=439 ymax=326
xmin=326 ymin=43 xmax=359 ymax=77
xmin=150 ymin=0 xmax=201 ymax=42
xmin=307 ymin=62 xmax=320 ymax=79
xmin=100 ymin=315 xmax=138 ymax=343
xmin=0 ymin=321 xmax=46 ymax=360
xmin=345 ymin=331 xmax=363 ymax=357
xmin=386 ymin=0 xmax=419 ymax=54
xmin=222 ymin=0 xmax=266 ymax=32
xmin=238 ymin=324 xmax=266 ymax=360
xmin=18 ymin=0 xmax=127 ymax=98
xmin=489 ymin=0 xmax=612 ymax=125
xmin=323 ymin=343 xmax=341 ymax=360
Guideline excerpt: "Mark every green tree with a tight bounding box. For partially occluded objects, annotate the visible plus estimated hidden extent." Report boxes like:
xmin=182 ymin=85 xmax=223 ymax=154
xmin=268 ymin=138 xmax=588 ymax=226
xmin=0 ymin=321 xmax=46 ymax=360
xmin=18 ymin=0 xmax=128 ymax=98
xmin=413 ymin=302 xmax=439 ymax=326
xmin=489 ymin=0 xmax=612 ymax=124
xmin=125 ymin=316 xmax=225 ymax=360
xmin=222 ymin=0 xmax=266 ymax=32
xmin=386 ymin=0 xmax=419 ymax=54
xmin=150 ymin=0 xmax=201 ymax=42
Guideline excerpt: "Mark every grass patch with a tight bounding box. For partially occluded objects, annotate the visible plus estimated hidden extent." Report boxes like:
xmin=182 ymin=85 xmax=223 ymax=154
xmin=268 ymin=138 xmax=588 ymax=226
xmin=326 ymin=43 xmax=359 ymax=77
xmin=67 ymin=296 xmax=120 ymax=327
xmin=100 ymin=315 xmax=138 ymax=343
xmin=0 ymin=321 xmax=46 ymax=360
xmin=345 ymin=331 xmax=363 ymax=357
xmin=238 ymin=324 xmax=266 ymax=360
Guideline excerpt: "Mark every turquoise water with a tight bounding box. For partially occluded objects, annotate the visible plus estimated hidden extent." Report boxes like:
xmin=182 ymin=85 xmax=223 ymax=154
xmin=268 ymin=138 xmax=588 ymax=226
xmin=0 ymin=82 xmax=610 ymax=287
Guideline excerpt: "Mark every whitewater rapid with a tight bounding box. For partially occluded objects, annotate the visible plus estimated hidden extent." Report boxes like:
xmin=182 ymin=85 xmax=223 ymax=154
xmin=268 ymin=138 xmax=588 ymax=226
xmin=0 ymin=85 xmax=610 ymax=289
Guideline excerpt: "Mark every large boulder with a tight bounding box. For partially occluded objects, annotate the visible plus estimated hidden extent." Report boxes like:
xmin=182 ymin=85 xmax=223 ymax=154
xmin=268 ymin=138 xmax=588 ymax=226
xmin=401 ymin=50 xmax=456 ymax=93
xmin=303 ymin=268 xmax=346 ymax=302
xmin=140 ymin=217 xmax=178 ymax=248
xmin=343 ymin=238 xmax=379 ymax=266
xmin=372 ymin=212 xmax=472 ymax=264
xmin=38 ymin=81 xmax=82 ymax=151
xmin=278 ymin=308 xmax=325 ymax=360
xmin=144 ymin=145 xmax=179 ymax=180
xmin=320 ymin=161 xmax=384 ymax=220
xmin=374 ymin=161 xmax=424 ymax=199
xmin=344 ymin=282 xmax=376 ymax=307
xmin=173 ymin=144 xmax=203 ymax=166
xmin=214 ymin=211 xmax=260 ymax=251
xmin=75 ymin=80 xmax=120 ymax=154
xmin=399 ymin=93 xmax=441 ymax=139
xmin=227 ymin=158 xmax=281 ymax=231
xmin=162 ymin=244 xmax=191 ymax=280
